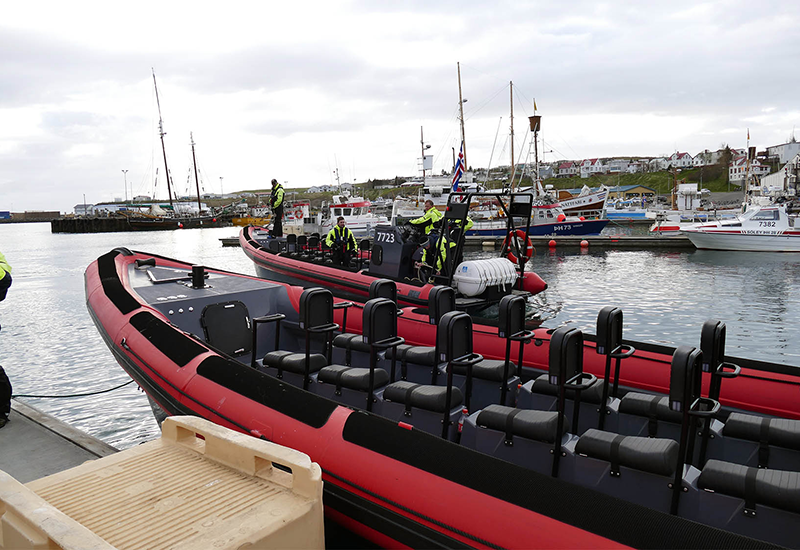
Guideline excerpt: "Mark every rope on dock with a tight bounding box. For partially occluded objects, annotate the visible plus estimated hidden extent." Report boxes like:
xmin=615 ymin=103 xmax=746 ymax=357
xmin=13 ymin=379 xmax=135 ymax=399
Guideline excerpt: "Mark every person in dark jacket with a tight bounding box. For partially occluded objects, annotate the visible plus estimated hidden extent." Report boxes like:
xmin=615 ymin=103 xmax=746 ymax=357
xmin=269 ymin=179 xmax=285 ymax=237
xmin=0 ymin=365 xmax=10 ymax=428
xmin=0 ymin=251 xmax=12 ymax=427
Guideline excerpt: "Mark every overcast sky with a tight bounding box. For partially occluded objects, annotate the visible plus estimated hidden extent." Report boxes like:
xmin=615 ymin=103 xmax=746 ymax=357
xmin=2 ymin=0 xmax=798 ymax=213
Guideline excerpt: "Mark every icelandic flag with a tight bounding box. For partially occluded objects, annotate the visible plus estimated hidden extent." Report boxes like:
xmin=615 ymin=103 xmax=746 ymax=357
xmin=451 ymin=142 xmax=465 ymax=191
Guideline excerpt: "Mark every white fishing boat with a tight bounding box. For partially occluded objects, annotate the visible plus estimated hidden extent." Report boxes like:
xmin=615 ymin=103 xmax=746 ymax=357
xmin=682 ymin=201 xmax=800 ymax=251
xmin=558 ymin=185 xmax=609 ymax=216
xmin=312 ymin=193 xmax=387 ymax=238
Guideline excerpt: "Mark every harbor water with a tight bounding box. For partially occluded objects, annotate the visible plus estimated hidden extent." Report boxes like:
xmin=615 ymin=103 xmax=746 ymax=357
xmin=1 ymin=222 xmax=799 ymax=450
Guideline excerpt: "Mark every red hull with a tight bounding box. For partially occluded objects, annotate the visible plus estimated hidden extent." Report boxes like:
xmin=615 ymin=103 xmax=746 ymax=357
xmin=239 ymin=226 xmax=548 ymax=307
xmin=85 ymin=248 xmax=800 ymax=548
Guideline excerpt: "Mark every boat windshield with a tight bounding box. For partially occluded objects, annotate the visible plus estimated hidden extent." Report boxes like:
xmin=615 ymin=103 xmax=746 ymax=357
xmin=750 ymin=209 xmax=779 ymax=221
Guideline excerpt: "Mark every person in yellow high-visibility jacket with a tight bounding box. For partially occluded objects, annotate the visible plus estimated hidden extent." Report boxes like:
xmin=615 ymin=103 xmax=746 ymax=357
xmin=269 ymin=178 xmax=285 ymax=237
xmin=0 ymin=250 xmax=11 ymax=303
xmin=410 ymin=200 xmax=443 ymax=235
xmin=325 ymin=217 xmax=358 ymax=266
xmin=420 ymin=234 xmax=456 ymax=275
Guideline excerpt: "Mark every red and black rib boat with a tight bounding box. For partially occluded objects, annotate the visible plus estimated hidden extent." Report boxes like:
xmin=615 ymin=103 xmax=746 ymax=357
xmin=86 ymin=247 xmax=800 ymax=549
xmin=240 ymin=192 xmax=548 ymax=312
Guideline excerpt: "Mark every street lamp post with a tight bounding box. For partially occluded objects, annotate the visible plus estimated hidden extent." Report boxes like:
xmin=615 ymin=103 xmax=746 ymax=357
xmin=122 ymin=170 xmax=129 ymax=204
xmin=219 ymin=176 xmax=224 ymax=198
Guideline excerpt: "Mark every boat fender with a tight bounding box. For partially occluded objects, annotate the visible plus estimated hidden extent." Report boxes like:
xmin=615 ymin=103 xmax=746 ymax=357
xmin=503 ymin=230 xmax=534 ymax=265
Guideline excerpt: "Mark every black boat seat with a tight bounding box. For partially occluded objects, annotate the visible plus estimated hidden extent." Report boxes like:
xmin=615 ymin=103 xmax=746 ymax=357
xmin=319 ymin=364 xmax=390 ymax=392
xmin=333 ymin=333 xmax=372 ymax=354
xmin=316 ymin=364 xmax=390 ymax=410
xmin=262 ymin=351 xmax=327 ymax=374
xmin=692 ymin=460 xmax=800 ymax=547
xmin=572 ymin=428 xmax=691 ymax=514
xmin=704 ymin=412 xmax=800 ymax=469
xmin=381 ymin=381 xmax=464 ymax=441
xmin=460 ymin=404 xmax=571 ymax=477
xmin=332 ymin=333 xmax=375 ymax=367
xmin=260 ymin=351 xmax=328 ymax=390
xmin=444 ymin=359 xmax=519 ymax=410
xmin=384 ymin=381 xmax=462 ymax=412
xmin=379 ymin=345 xmax=438 ymax=384
xmin=477 ymin=405 xmax=563 ymax=443
xmin=530 ymin=373 xmax=605 ymax=403
xmin=576 ymin=428 xmax=679 ymax=477
xmin=388 ymin=344 xmax=437 ymax=365
xmin=699 ymin=460 xmax=800 ymax=514
xmin=725 ymin=413 xmax=800 ymax=449
xmin=452 ymin=359 xmax=516 ymax=382
xmin=616 ymin=392 xmax=688 ymax=440
xmin=518 ymin=374 xmax=616 ymax=435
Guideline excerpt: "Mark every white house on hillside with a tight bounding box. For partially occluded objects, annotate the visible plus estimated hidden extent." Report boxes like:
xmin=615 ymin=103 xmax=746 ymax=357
xmin=580 ymin=159 xmax=606 ymax=178
xmin=607 ymin=159 xmax=629 ymax=174
xmin=626 ymin=162 xmax=643 ymax=174
xmin=648 ymin=157 xmax=669 ymax=171
xmin=766 ymin=140 xmax=800 ymax=164
xmin=668 ymin=152 xmax=693 ymax=169
xmin=729 ymin=156 xmax=770 ymax=185
xmin=557 ymin=161 xmax=578 ymax=178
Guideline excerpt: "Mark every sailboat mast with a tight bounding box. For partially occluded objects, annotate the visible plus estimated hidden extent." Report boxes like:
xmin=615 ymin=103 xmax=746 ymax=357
xmin=510 ymin=81 xmax=515 ymax=191
xmin=152 ymin=69 xmax=175 ymax=211
xmin=190 ymin=132 xmax=202 ymax=215
xmin=457 ymin=62 xmax=467 ymax=173
xmin=420 ymin=126 xmax=426 ymax=186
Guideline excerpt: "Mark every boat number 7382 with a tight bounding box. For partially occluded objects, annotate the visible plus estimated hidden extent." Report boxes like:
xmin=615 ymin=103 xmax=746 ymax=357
xmin=758 ymin=221 xmax=777 ymax=227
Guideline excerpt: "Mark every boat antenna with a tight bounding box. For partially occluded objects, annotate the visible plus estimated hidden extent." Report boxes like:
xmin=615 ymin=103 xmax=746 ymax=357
xmin=190 ymin=132 xmax=202 ymax=215
xmin=152 ymin=68 xmax=175 ymax=212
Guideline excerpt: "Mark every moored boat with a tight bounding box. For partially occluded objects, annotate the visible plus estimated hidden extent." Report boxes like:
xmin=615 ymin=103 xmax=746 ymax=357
xmin=682 ymin=201 xmax=800 ymax=251
xmin=86 ymin=246 xmax=800 ymax=548
xmin=241 ymin=191 xmax=548 ymax=313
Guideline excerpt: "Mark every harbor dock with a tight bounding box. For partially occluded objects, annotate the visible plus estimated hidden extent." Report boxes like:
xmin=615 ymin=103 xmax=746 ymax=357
xmin=0 ymin=399 xmax=118 ymax=483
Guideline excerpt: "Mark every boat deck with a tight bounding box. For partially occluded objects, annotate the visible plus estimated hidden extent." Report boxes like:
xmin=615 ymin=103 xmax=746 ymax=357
xmin=0 ymin=399 xmax=118 ymax=483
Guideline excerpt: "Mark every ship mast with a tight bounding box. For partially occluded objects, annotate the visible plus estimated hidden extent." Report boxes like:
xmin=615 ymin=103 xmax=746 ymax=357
xmin=152 ymin=69 xmax=175 ymax=212
xmin=510 ymin=81 xmax=515 ymax=191
xmin=190 ymin=132 xmax=202 ymax=215
xmin=457 ymin=62 xmax=467 ymax=174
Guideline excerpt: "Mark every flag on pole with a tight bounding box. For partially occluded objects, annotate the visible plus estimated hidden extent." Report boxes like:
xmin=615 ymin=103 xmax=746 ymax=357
xmin=534 ymin=99 xmax=537 ymax=112
xmin=451 ymin=141 xmax=465 ymax=191
xmin=747 ymin=128 xmax=750 ymax=140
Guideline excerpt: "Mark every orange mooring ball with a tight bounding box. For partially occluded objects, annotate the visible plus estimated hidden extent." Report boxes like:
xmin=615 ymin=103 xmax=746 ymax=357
xmin=548 ymin=239 xmax=557 ymax=247
xmin=557 ymin=214 xmax=566 ymax=222
xmin=581 ymin=240 xmax=589 ymax=247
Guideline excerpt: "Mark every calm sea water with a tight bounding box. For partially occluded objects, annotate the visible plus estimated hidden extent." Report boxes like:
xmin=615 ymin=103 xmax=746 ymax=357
xmin=1 ymin=222 xmax=799 ymax=449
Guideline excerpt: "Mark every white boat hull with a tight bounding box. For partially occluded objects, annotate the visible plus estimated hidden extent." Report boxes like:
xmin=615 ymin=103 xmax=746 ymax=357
xmin=683 ymin=230 xmax=800 ymax=252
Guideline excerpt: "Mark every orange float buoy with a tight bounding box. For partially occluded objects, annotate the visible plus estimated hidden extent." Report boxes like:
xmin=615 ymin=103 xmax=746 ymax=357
xmin=557 ymin=214 xmax=566 ymax=222
xmin=548 ymin=239 xmax=557 ymax=247
xmin=579 ymin=216 xmax=585 ymax=221
xmin=580 ymin=240 xmax=589 ymax=248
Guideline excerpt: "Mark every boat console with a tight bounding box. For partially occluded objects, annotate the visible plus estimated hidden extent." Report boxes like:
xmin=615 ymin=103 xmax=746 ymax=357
xmin=367 ymin=223 xmax=423 ymax=281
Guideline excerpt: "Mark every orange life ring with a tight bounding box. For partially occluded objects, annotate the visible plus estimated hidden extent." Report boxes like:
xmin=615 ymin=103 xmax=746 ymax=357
xmin=503 ymin=229 xmax=534 ymax=265
xmin=294 ymin=209 xmax=304 ymax=220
